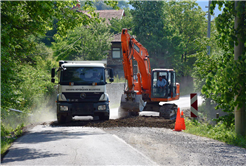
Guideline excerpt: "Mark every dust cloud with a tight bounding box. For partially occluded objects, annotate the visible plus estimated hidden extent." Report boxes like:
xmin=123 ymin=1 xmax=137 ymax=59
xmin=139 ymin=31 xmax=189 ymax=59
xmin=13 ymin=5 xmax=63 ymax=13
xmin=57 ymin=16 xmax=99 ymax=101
xmin=28 ymin=94 xmax=57 ymax=124
xmin=29 ymin=105 xmax=56 ymax=124
xmin=106 ymin=83 xmax=124 ymax=109
xmin=2 ymin=106 xmax=56 ymax=131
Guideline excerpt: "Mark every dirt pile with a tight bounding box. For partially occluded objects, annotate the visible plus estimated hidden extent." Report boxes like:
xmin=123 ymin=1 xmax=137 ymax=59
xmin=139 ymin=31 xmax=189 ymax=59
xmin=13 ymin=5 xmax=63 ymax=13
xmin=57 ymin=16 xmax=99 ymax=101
xmin=50 ymin=116 xmax=175 ymax=129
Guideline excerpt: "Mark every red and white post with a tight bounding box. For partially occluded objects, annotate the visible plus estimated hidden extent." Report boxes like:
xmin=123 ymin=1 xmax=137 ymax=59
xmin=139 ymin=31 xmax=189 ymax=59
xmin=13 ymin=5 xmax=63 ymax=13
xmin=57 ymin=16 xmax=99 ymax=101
xmin=190 ymin=93 xmax=198 ymax=118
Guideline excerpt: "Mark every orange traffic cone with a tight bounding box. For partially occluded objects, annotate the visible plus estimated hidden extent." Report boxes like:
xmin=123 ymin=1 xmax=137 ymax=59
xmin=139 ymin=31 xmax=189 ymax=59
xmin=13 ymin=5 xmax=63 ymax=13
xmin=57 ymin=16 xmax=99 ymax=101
xmin=174 ymin=108 xmax=182 ymax=131
xmin=180 ymin=111 xmax=186 ymax=130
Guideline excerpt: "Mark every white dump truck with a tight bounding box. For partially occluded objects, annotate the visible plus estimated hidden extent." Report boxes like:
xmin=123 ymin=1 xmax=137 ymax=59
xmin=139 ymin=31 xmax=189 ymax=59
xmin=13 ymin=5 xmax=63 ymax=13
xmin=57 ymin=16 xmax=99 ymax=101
xmin=51 ymin=60 xmax=114 ymax=123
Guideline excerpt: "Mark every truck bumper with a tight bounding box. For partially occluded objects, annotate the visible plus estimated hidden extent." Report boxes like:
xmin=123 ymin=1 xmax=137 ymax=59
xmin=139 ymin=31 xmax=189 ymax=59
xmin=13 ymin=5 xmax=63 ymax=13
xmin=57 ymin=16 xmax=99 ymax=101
xmin=57 ymin=101 xmax=110 ymax=117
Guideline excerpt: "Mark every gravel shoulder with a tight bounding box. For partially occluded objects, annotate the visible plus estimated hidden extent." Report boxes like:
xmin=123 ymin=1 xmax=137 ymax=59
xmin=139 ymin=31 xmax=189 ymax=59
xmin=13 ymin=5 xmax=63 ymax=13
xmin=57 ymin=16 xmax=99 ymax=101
xmin=104 ymin=127 xmax=246 ymax=166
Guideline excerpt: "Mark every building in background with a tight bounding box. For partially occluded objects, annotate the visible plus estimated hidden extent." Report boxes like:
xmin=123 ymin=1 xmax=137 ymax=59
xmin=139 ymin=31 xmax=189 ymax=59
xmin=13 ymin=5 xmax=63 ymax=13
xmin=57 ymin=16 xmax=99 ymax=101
xmin=96 ymin=10 xmax=125 ymax=78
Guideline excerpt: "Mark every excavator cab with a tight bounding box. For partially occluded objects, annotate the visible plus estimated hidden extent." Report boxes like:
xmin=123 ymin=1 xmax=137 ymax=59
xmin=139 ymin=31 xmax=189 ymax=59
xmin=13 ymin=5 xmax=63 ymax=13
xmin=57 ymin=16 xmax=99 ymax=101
xmin=151 ymin=69 xmax=179 ymax=100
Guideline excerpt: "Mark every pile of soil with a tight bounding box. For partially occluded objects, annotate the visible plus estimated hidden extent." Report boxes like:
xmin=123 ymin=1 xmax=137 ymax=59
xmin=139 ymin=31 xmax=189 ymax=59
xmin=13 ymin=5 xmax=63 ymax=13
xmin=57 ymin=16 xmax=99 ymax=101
xmin=50 ymin=116 xmax=175 ymax=129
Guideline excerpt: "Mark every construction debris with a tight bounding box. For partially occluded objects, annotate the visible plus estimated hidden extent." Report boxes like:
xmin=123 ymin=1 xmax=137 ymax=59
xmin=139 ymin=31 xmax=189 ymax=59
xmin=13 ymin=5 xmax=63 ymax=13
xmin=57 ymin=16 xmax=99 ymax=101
xmin=50 ymin=116 xmax=175 ymax=129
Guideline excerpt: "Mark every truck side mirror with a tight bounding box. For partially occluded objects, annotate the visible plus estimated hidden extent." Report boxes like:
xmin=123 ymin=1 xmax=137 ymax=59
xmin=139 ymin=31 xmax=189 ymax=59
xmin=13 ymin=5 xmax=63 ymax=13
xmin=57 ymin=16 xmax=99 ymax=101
xmin=51 ymin=68 xmax=55 ymax=83
xmin=109 ymin=78 xmax=114 ymax=82
xmin=108 ymin=69 xmax=114 ymax=82
xmin=51 ymin=68 xmax=55 ymax=77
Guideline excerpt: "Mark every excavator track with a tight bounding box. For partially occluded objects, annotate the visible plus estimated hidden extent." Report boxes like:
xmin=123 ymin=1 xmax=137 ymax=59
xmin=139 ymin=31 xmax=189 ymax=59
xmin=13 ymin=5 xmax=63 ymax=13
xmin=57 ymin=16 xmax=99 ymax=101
xmin=159 ymin=104 xmax=177 ymax=120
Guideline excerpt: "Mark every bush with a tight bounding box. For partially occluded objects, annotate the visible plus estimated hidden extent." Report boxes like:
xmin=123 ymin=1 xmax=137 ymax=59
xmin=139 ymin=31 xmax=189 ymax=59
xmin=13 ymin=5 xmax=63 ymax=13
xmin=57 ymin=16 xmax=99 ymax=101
xmin=185 ymin=118 xmax=246 ymax=148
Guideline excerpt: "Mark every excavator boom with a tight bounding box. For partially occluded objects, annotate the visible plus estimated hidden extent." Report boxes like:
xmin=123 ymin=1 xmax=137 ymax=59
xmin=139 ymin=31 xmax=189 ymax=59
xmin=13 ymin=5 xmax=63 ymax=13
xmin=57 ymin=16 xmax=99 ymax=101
xmin=121 ymin=29 xmax=151 ymax=94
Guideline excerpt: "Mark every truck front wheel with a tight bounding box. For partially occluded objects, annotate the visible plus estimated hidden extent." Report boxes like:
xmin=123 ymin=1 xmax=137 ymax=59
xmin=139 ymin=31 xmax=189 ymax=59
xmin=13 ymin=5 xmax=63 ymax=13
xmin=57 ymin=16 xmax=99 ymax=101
xmin=98 ymin=113 xmax=109 ymax=121
xmin=57 ymin=114 xmax=72 ymax=124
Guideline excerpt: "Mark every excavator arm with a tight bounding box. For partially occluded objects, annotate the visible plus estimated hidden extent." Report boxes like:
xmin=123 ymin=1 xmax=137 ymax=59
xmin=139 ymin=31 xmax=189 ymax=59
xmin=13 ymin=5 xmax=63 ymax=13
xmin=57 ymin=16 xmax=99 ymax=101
xmin=121 ymin=29 xmax=151 ymax=97
xmin=118 ymin=29 xmax=152 ymax=116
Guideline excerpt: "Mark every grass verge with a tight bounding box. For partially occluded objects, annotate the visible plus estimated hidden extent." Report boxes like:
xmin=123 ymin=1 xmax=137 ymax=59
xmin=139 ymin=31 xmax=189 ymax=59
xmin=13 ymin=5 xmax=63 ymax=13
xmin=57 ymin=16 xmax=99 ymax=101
xmin=1 ymin=123 xmax=24 ymax=157
xmin=184 ymin=118 xmax=246 ymax=148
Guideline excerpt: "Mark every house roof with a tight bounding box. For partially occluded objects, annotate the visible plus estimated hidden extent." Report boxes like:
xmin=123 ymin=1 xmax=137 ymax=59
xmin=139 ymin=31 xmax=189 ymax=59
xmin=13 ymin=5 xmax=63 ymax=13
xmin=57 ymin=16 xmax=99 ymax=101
xmin=96 ymin=10 xmax=125 ymax=20
xmin=75 ymin=9 xmax=125 ymax=25
xmin=94 ymin=10 xmax=125 ymax=42
xmin=112 ymin=33 xmax=121 ymax=42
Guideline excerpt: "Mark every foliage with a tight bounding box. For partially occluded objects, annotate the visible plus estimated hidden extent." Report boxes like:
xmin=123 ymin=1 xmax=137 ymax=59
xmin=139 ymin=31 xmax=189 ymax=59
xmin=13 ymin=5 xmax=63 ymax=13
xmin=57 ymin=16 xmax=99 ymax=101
xmin=1 ymin=0 xmax=119 ymax=155
xmin=210 ymin=1 xmax=246 ymax=52
xmin=1 ymin=123 xmax=24 ymax=155
xmin=107 ymin=75 xmax=125 ymax=83
xmin=1 ymin=0 xmax=118 ymax=111
xmin=109 ymin=8 xmax=133 ymax=34
xmin=130 ymin=1 xmax=169 ymax=60
xmin=166 ymin=1 xmax=207 ymax=76
xmin=53 ymin=21 xmax=113 ymax=60
xmin=193 ymin=1 xmax=246 ymax=122
xmin=201 ymin=52 xmax=246 ymax=113
xmin=185 ymin=118 xmax=246 ymax=148
xmin=79 ymin=0 xmax=121 ymax=10
xmin=129 ymin=1 xmax=206 ymax=78
xmin=40 ymin=19 xmax=58 ymax=47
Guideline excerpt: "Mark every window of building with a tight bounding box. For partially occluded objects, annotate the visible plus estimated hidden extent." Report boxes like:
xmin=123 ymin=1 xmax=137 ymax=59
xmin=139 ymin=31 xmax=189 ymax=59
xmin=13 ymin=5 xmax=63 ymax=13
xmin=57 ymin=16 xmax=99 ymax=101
xmin=112 ymin=48 xmax=121 ymax=58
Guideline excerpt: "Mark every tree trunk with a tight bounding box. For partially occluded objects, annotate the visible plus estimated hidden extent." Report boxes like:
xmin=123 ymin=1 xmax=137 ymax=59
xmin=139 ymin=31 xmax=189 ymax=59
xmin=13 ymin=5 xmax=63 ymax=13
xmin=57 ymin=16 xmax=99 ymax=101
xmin=234 ymin=1 xmax=245 ymax=136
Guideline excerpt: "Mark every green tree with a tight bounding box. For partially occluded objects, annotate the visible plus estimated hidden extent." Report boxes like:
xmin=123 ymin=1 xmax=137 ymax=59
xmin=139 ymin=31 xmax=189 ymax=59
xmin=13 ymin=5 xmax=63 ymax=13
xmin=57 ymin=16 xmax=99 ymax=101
xmin=53 ymin=21 xmax=113 ymax=60
xmin=109 ymin=8 xmax=133 ymax=34
xmin=79 ymin=0 xmax=127 ymax=10
xmin=129 ymin=0 xmax=206 ymax=78
xmin=129 ymin=1 xmax=172 ymax=68
xmin=193 ymin=1 xmax=246 ymax=133
xmin=166 ymin=1 xmax=207 ymax=76
xmin=1 ymin=0 xmax=118 ymax=113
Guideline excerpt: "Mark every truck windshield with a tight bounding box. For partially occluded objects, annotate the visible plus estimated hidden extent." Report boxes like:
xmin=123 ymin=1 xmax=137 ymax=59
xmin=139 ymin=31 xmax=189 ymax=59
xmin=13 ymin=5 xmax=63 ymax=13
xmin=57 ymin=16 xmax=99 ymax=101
xmin=60 ymin=67 xmax=105 ymax=85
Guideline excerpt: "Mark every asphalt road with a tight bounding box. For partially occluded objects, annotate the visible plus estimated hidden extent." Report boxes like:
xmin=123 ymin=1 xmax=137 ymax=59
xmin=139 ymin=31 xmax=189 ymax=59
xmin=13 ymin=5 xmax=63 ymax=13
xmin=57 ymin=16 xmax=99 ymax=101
xmin=1 ymin=94 xmax=213 ymax=165
xmin=2 ymin=125 xmax=156 ymax=165
xmin=3 ymin=125 xmax=246 ymax=165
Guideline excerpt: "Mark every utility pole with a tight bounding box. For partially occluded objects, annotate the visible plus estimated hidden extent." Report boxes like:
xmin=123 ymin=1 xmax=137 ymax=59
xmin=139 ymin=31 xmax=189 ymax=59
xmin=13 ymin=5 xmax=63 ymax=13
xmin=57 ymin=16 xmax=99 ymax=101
xmin=207 ymin=0 xmax=211 ymax=55
xmin=234 ymin=1 xmax=245 ymax=136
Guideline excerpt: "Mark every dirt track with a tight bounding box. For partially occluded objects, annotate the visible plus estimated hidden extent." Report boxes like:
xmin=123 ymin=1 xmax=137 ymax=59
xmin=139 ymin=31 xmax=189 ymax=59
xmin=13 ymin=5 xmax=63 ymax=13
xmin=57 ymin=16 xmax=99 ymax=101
xmin=50 ymin=116 xmax=175 ymax=128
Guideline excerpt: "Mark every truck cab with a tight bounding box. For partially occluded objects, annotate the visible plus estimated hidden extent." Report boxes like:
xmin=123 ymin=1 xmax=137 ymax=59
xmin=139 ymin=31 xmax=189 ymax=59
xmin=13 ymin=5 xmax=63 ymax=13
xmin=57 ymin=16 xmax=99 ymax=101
xmin=51 ymin=60 xmax=114 ymax=123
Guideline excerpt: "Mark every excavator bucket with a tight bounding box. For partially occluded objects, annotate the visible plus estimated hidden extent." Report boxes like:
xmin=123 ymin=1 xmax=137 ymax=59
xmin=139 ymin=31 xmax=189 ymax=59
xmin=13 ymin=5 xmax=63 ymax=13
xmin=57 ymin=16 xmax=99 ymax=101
xmin=118 ymin=94 xmax=146 ymax=118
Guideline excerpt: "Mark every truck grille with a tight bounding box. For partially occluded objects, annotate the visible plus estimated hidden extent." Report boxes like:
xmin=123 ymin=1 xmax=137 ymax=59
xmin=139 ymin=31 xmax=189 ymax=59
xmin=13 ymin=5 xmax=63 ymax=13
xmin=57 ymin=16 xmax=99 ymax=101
xmin=63 ymin=92 xmax=102 ymax=102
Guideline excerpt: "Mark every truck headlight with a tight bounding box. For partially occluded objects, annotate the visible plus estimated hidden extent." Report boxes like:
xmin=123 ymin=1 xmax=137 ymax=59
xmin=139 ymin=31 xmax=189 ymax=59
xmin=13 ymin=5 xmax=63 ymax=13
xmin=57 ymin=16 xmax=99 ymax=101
xmin=98 ymin=105 xmax=106 ymax=110
xmin=60 ymin=106 xmax=68 ymax=111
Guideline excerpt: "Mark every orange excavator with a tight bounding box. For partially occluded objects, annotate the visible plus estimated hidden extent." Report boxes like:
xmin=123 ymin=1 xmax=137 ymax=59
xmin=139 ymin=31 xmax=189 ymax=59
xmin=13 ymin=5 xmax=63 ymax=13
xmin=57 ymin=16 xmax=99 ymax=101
xmin=119 ymin=29 xmax=180 ymax=119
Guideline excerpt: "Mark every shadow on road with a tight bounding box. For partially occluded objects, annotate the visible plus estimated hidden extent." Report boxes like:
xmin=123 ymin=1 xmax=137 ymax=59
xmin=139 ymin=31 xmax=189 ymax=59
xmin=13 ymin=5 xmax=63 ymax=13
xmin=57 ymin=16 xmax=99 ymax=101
xmin=2 ymin=147 xmax=64 ymax=164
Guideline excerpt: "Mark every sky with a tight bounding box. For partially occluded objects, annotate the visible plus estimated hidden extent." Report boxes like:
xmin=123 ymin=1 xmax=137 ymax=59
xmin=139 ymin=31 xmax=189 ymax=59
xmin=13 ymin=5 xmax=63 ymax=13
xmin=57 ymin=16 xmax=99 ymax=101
xmin=196 ymin=0 xmax=222 ymax=19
